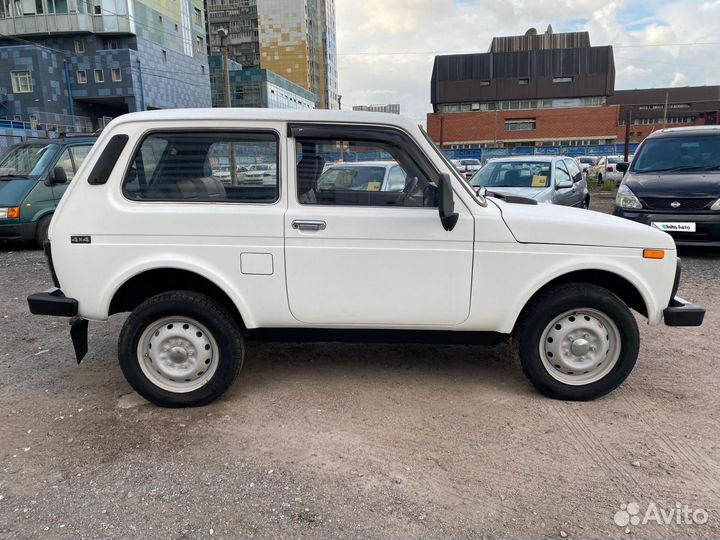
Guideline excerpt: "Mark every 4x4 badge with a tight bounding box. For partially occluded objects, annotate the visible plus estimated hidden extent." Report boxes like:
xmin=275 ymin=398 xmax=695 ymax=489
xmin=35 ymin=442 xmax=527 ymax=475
xmin=71 ymin=236 xmax=91 ymax=244
xmin=670 ymin=201 xmax=681 ymax=208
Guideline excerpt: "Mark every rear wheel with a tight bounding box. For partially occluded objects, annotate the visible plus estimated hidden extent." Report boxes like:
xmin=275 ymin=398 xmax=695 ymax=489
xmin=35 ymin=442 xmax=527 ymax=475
xmin=597 ymin=173 xmax=603 ymax=184
xmin=516 ymin=283 xmax=639 ymax=400
xmin=34 ymin=214 xmax=51 ymax=248
xmin=582 ymin=196 xmax=590 ymax=210
xmin=118 ymin=291 xmax=244 ymax=407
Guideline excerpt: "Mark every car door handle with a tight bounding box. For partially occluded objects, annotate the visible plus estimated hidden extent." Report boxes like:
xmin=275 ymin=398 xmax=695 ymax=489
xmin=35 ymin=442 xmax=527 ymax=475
xmin=292 ymin=219 xmax=327 ymax=231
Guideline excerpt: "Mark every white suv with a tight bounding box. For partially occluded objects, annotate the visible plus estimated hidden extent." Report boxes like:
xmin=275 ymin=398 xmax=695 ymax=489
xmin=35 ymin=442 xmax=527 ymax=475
xmin=27 ymin=109 xmax=704 ymax=407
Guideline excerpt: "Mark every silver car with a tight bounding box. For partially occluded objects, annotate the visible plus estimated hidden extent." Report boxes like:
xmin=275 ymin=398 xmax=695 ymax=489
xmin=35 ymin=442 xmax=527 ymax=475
xmin=469 ymin=155 xmax=590 ymax=209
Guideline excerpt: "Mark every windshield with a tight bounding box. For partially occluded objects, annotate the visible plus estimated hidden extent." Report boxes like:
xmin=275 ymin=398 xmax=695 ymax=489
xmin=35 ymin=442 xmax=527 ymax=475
xmin=632 ymin=136 xmax=720 ymax=173
xmin=0 ymin=143 xmax=58 ymax=178
xmin=607 ymin=156 xmax=622 ymax=164
xmin=460 ymin=159 xmax=480 ymax=166
xmin=578 ymin=157 xmax=597 ymax=164
xmin=318 ymin=166 xmax=387 ymax=190
xmin=471 ymin=161 xmax=552 ymax=188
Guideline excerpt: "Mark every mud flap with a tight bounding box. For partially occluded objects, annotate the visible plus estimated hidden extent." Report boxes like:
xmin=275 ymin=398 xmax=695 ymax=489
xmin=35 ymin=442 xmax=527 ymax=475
xmin=70 ymin=317 xmax=89 ymax=364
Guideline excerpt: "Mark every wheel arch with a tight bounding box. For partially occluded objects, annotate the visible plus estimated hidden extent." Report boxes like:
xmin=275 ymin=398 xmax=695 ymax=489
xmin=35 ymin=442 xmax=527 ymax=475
xmin=511 ymin=268 xmax=650 ymax=335
xmin=108 ymin=267 xmax=248 ymax=330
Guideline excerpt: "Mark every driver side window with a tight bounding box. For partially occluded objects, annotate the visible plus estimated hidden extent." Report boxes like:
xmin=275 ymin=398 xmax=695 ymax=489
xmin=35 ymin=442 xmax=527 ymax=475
xmin=295 ymin=137 xmax=437 ymax=207
xmin=555 ymin=161 xmax=571 ymax=185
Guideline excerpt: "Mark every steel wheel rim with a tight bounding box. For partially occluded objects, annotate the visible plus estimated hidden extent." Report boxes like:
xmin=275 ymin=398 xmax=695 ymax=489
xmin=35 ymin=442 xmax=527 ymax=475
xmin=539 ymin=308 xmax=621 ymax=386
xmin=137 ymin=316 xmax=219 ymax=393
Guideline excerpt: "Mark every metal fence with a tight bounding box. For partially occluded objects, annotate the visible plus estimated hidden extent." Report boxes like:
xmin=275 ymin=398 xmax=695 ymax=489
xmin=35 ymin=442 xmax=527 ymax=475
xmin=443 ymin=143 xmax=640 ymax=161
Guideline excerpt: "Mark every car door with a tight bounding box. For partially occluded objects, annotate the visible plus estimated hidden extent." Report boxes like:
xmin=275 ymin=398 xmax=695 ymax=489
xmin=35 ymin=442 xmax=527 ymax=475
xmin=51 ymin=144 xmax=93 ymax=202
xmin=564 ymin=159 xmax=585 ymax=207
xmin=284 ymin=124 xmax=475 ymax=326
xmin=553 ymin=160 xmax=576 ymax=206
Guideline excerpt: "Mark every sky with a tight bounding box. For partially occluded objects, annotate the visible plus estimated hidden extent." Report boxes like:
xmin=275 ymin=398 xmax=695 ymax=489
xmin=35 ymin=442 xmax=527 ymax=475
xmin=335 ymin=0 xmax=720 ymax=124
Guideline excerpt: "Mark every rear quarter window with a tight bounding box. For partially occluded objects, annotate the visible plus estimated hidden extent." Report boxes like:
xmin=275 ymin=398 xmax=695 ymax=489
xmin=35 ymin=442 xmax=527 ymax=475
xmin=123 ymin=131 xmax=279 ymax=203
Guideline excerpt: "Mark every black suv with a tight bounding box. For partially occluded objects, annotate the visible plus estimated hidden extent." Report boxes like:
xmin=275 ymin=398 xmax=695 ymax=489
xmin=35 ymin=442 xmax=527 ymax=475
xmin=613 ymin=126 xmax=720 ymax=246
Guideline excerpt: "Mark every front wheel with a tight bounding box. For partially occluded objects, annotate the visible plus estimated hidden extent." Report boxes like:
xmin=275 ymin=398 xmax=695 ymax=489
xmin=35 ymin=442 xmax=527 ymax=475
xmin=118 ymin=291 xmax=244 ymax=407
xmin=35 ymin=214 xmax=52 ymax=248
xmin=515 ymin=283 xmax=639 ymax=400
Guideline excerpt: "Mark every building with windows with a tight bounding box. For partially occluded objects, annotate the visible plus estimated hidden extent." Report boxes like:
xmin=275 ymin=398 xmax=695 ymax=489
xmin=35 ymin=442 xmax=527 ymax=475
xmin=208 ymin=54 xmax=314 ymax=109
xmin=352 ymin=104 xmax=400 ymax=114
xmin=0 ymin=0 xmax=211 ymax=131
xmin=427 ymin=29 xmax=720 ymax=150
xmin=205 ymin=0 xmax=338 ymax=109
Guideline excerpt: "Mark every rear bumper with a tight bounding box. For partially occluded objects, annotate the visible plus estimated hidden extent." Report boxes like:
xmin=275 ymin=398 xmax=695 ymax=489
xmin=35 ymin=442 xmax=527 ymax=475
xmin=664 ymin=296 xmax=705 ymax=327
xmin=612 ymin=208 xmax=720 ymax=246
xmin=27 ymin=287 xmax=78 ymax=317
xmin=0 ymin=221 xmax=35 ymax=242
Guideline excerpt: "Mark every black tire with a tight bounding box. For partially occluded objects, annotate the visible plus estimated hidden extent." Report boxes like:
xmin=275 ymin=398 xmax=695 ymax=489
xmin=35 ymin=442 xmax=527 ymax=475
xmin=35 ymin=214 xmax=51 ymax=248
xmin=582 ymin=196 xmax=590 ymax=210
xmin=597 ymin=173 xmax=603 ymax=184
xmin=515 ymin=283 xmax=639 ymax=401
xmin=118 ymin=291 xmax=244 ymax=407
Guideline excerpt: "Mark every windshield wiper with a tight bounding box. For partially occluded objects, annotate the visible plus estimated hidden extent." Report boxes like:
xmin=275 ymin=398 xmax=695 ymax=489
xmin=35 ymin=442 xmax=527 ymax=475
xmin=640 ymin=166 xmax=707 ymax=173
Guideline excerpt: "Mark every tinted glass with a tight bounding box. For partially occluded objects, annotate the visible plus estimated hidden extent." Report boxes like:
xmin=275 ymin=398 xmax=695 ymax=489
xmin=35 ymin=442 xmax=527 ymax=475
xmin=296 ymin=138 xmax=436 ymax=207
xmin=471 ymin=161 xmax=551 ymax=188
xmin=632 ymin=136 xmax=720 ymax=173
xmin=124 ymin=132 xmax=279 ymax=203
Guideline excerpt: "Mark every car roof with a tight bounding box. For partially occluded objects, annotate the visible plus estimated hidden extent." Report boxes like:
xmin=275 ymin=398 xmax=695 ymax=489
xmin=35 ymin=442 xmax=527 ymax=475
xmin=326 ymin=160 xmax=396 ymax=168
xmin=108 ymin=108 xmax=419 ymax=132
xmin=647 ymin=125 xmax=720 ymax=139
xmin=486 ymin=155 xmax=567 ymax=163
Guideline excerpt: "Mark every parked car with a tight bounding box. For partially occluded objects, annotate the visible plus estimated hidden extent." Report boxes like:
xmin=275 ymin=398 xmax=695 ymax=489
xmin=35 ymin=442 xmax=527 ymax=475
xmin=240 ymin=163 xmax=277 ymax=185
xmin=613 ymin=126 xmax=720 ymax=246
xmin=590 ymin=155 xmax=626 ymax=184
xmin=27 ymin=109 xmax=703 ymax=407
xmin=470 ymin=156 xmax=590 ymax=209
xmin=576 ymin=155 xmax=599 ymax=175
xmin=0 ymin=135 xmax=96 ymax=246
xmin=456 ymin=158 xmax=482 ymax=178
xmin=316 ymin=161 xmax=407 ymax=192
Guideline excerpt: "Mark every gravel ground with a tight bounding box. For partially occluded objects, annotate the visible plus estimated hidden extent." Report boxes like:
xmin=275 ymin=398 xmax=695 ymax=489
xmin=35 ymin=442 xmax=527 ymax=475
xmin=1 ymin=197 xmax=718 ymax=540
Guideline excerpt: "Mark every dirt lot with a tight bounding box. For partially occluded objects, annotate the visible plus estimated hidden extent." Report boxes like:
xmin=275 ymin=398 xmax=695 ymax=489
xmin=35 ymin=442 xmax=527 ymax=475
xmin=1 ymin=195 xmax=718 ymax=539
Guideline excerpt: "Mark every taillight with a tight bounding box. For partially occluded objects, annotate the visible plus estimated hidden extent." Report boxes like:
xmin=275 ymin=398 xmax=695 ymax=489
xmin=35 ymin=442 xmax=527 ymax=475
xmin=607 ymin=166 xmax=614 ymax=172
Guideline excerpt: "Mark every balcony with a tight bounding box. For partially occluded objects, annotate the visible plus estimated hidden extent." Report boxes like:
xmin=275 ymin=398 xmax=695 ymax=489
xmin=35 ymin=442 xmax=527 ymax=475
xmin=0 ymin=12 xmax=131 ymax=36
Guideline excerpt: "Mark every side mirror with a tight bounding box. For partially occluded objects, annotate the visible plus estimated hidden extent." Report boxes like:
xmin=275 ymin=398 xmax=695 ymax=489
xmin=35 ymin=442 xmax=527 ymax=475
xmin=556 ymin=179 xmax=573 ymax=190
xmin=616 ymin=162 xmax=629 ymax=173
xmin=45 ymin=165 xmax=68 ymax=186
xmin=438 ymin=173 xmax=459 ymax=231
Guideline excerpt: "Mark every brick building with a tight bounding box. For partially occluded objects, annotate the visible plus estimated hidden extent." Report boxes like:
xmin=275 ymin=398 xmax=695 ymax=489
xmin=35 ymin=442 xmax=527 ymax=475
xmin=427 ymin=29 xmax=720 ymax=151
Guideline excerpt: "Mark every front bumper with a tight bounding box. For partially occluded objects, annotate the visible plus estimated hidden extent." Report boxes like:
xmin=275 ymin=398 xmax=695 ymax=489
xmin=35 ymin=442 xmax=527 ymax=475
xmin=613 ymin=207 xmax=720 ymax=246
xmin=664 ymin=296 xmax=705 ymax=326
xmin=27 ymin=287 xmax=78 ymax=316
xmin=0 ymin=220 xmax=35 ymax=242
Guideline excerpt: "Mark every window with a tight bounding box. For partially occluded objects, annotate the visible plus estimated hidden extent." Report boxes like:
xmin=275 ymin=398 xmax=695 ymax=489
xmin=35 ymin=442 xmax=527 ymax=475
xmin=193 ymin=7 xmax=201 ymax=24
xmin=105 ymin=39 xmax=119 ymax=49
xmin=479 ymin=80 xmax=490 ymax=86
xmin=11 ymin=70 xmax=33 ymax=93
xmin=565 ymin=159 xmax=582 ymax=183
xmin=471 ymin=161 xmax=551 ymax=189
xmin=76 ymin=70 xmax=87 ymax=84
xmin=94 ymin=69 xmax=104 ymax=83
xmin=296 ymin=135 xmax=437 ymax=208
xmin=74 ymin=39 xmax=85 ymax=53
xmin=111 ymin=68 xmax=122 ymax=82
xmin=162 ymin=50 xmax=168 ymax=63
xmin=93 ymin=1 xmax=101 ymax=14
xmin=518 ymin=78 xmax=529 ymax=85
xmin=553 ymin=76 xmax=573 ymax=83
xmin=505 ymin=119 xmax=536 ymax=131
xmin=69 ymin=145 xmax=92 ymax=172
xmin=123 ymin=131 xmax=279 ymax=203
xmin=555 ymin=161 xmax=572 ymax=186
xmin=56 ymin=149 xmax=75 ymax=181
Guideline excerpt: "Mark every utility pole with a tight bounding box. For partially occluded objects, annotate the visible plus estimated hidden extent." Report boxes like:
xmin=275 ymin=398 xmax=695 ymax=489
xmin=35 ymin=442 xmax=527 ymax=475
xmin=624 ymin=108 xmax=631 ymax=161
xmin=662 ymin=91 xmax=669 ymax=129
xmin=217 ymin=28 xmax=231 ymax=108
xmin=137 ymin=59 xmax=146 ymax=111
xmin=62 ymin=59 xmax=76 ymax=131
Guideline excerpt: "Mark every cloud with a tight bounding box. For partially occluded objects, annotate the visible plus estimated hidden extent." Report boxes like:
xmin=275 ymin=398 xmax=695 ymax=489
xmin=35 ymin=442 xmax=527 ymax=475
xmin=336 ymin=0 xmax=720 ymax=122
